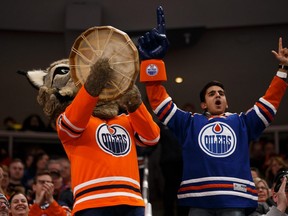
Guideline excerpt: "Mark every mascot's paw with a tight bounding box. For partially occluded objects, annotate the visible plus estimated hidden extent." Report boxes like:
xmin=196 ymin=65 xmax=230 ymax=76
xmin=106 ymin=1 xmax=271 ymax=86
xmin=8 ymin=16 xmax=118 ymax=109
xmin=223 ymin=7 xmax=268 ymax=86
xmin=93 ymin=101 xmax=119 ymax=119
xmin=119 ymin=85 xmax=142 ymax=113
xmin=85 ymin=58 xmax=113 ymax=97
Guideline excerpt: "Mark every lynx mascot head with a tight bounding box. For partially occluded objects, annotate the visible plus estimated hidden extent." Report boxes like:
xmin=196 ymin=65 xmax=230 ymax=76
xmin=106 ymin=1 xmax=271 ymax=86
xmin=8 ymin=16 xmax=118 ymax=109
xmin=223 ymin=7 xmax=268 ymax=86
xmin=19 ymin=26 xmax=141 ymax=123
xmin=19 ymin=59 xmax=77 ymax=121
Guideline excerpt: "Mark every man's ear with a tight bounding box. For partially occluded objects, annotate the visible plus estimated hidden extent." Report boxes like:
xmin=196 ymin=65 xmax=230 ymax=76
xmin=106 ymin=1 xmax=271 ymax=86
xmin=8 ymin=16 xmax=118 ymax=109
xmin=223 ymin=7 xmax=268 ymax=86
xmin=200 ymin=102 xmax=207 ymax=110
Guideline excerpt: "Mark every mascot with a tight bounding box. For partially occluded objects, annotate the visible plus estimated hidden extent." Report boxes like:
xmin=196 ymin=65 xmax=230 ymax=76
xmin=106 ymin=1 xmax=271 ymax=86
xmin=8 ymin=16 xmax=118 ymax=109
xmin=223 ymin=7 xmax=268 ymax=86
xmin=20 ymin=26 xmax=160 ymax=216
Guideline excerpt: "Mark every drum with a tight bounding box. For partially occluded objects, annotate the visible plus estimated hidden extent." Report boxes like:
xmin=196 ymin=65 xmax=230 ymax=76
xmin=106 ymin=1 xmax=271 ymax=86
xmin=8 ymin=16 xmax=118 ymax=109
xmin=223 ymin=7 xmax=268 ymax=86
xmin=69 ymin=26 xmax=139 ymax=101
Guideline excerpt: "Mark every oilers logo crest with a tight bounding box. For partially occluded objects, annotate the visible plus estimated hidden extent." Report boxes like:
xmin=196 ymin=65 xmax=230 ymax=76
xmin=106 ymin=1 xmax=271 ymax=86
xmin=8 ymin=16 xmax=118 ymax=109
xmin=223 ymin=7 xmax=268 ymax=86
xmin=96 ymin=123 xmax=131 ymax=157
xmin=198 ymin=122 xmax=236 ymax=158
xmin=146 ymin=64 xmax=158 ymax=76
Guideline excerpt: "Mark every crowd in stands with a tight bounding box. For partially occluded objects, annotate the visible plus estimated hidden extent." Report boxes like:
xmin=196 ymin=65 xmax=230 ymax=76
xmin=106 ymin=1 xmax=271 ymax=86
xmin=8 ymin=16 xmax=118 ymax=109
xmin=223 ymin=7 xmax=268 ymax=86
xmin=0 ymin=151 xmax=72 ymax=215
xmin=249 ymin=139 xmax=288 ymax=215
xmin=0 ymin=114 xmax=73 ymax=215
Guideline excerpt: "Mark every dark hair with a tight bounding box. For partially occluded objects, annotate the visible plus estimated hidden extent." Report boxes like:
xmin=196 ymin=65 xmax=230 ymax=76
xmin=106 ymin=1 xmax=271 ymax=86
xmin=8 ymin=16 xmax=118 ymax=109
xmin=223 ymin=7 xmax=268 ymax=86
xmin=9 ymin=158 xmax=24 ymax=166
xmin=199 ymin=80 xmax=225 ymax=102
xmin=33 ymin=170 xmax=52 ymax=183
xmin=8 ymin=192 xmax=28 ymax=204
xmin=21 ymin=114 xmax=46 ymax=132
xmin=273 ymin=168 xmax=288 ymax=192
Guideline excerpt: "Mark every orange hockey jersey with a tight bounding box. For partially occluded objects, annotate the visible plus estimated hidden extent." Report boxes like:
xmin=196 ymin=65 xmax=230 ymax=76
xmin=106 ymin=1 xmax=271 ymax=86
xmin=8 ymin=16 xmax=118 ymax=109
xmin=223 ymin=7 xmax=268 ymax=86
xmin=56 ymin=86 xmax=160 ymax=215
xmin=29 ymin=200 xmax=67 ymax=216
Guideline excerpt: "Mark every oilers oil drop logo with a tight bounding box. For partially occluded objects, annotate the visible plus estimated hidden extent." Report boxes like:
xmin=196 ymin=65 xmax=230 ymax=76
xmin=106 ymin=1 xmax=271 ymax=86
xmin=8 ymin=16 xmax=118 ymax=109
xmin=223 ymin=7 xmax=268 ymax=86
xmin=146 ymin=64 xmax=158 ymax=76
xmin=198 ymin=122 xmax=236 ymax=157
xmin=96 ymin=124 xmax=131 ymax=157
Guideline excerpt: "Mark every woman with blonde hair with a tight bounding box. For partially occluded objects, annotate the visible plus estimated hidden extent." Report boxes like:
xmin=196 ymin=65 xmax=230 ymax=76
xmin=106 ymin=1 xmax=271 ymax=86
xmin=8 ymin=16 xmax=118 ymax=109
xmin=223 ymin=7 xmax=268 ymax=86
xmin=253 ymin=177 xmax=270 ymax=203
xmin=248 ymin=178 xmax=271 ymax=215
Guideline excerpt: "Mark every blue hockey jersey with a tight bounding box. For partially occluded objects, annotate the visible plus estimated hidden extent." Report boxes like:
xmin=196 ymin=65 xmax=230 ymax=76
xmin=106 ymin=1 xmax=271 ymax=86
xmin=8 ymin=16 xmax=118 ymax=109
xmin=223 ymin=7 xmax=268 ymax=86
xmin=145 ymin=76 xmax=287 ymax=209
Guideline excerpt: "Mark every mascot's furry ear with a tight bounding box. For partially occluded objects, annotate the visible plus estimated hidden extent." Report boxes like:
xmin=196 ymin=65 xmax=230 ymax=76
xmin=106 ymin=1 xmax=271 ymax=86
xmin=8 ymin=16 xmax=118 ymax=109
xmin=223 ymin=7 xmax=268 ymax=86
xmin=18 ymin=59 xmax=78 ymax=121
xmin=17 ymin=59 xmax=71 ymax=91
xmin=17 ymin=69 xmax=47 ymax=90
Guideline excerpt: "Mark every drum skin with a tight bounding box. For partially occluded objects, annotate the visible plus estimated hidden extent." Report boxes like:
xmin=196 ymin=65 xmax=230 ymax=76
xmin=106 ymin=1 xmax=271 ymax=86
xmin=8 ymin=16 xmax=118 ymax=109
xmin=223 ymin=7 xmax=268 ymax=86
xmin=69 ymin=26 xmax=139 ymax=101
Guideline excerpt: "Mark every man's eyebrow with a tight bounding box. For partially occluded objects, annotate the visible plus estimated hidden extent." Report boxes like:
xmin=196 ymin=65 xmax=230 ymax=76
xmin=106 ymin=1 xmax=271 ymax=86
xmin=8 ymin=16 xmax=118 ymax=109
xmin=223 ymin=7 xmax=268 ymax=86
xmin=207 ymin=90 xmax=216 ymax=94
xmin=207 ymin=89 xmax=225 ymax=94
xmin=207 ymin=90 xmax=216 ymax=93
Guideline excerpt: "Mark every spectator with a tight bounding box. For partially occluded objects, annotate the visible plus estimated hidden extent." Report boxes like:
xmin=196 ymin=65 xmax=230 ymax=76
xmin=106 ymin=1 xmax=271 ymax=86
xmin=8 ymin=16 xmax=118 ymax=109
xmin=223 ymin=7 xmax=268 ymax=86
xmin=3 ymin=117 xmax=22 ymax=131
xmin=265 ymin=156 xmax=288 ymax=188
xmin=48 ymin=157 xmax=71 ymax=190
xmin=268 ymin=169 xmax=288 ymax=215
xmin=21 ymin=114 xmax=47 ymax=132
xmin=7 ymin=159 xmax=25 ymax=196
xmin=46 ymin=158 xmax=73 ymax=209
xmin=138 ymin=6 xmax=288 ymax=215
xmin=50 ymin=170 xmax=73 ymax=210
xmin=250 ymin=169 xmax=288 ymax=215
xmin=251 ymin=167 xmax=263 ymax=179
xmin=22 ymin=151 xmax=49 ymax=191
xmin=29 ymin=170 xmax=68 ymax=216
xmin=58 ymin=157 xmax=71 ymax=188
xmin=254 ymin=177 xmax=270 ymax=203
xmin=0 ymin=193 xmax=9 ymax=216
xmin=0 ymin=165 xmax=9 ymax=197
xmin=8 ymin=192 xmax=29 ymax=216
xmin=47 ymin=159 xmax=62 ymax=173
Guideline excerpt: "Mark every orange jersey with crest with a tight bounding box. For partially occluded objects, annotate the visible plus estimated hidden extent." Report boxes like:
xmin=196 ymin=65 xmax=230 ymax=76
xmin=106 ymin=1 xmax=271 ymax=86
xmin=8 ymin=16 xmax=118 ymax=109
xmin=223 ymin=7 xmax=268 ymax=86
xmin=56 ymin=86 xmax=160 ymax=215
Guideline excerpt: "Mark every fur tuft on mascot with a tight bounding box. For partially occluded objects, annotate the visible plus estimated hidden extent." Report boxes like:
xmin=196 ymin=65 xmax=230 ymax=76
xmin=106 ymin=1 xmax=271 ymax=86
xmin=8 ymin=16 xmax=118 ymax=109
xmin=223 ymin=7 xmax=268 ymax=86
xmin=19 ymin=26 xmax=160 ymax=216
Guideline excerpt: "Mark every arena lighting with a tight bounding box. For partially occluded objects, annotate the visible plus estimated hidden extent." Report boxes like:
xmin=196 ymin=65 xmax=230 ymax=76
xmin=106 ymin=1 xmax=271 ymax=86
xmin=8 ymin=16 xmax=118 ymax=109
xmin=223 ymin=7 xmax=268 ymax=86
xmin=175 ymin=77 xmax=183 ymax=83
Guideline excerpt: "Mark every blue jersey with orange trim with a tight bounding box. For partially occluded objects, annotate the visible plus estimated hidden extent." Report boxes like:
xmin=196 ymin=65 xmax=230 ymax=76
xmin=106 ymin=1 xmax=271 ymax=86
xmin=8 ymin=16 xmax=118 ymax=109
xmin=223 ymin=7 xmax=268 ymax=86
xmin=56 ymin=86 xmax=160 ymax=215
xmin=145 ymin=76 xmax=287 ymax=210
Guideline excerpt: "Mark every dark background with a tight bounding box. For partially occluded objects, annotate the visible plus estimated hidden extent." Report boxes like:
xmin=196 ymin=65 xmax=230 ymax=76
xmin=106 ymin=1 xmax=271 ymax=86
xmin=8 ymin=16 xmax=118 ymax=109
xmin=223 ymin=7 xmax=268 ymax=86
xmin=1 ymin=0 xmax=288 ymax=127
